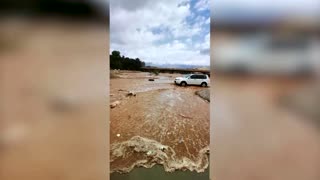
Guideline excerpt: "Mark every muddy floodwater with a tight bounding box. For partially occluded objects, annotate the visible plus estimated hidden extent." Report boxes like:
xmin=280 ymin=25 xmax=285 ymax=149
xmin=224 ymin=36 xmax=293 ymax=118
xmin=110 ymin=71 xmax=210 ymax=173
xmin=111 ymin=164 xmax=209 ymax=180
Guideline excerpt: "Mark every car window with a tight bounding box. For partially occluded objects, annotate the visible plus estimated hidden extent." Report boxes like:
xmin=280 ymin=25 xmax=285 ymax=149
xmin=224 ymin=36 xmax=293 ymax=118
xmin=197 ymin=75 xmax=206 ymax=79
xmin=190 ymin=75 xmax=197 ymax=79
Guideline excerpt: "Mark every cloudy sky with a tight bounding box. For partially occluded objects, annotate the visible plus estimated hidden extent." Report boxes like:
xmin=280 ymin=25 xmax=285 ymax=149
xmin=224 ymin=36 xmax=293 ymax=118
xmin=110 ymin=0 xmax=210 ymax=66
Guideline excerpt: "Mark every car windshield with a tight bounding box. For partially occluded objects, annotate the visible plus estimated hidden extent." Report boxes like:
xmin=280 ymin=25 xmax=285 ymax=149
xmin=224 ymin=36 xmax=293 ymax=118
xmin=183 ymin=74 xmax=191 ymax=78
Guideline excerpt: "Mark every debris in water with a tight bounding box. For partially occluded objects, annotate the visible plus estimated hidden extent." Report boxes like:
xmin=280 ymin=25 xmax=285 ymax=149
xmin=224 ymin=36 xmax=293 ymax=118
xmin=146 ymin=151 xmax=153 ymax=156
xmin=160 ymin=146 xmax=166 ymax=151
xmin=110 ymin=101 xmax=121 ymax=108
xmin=179 ymin=114 xmax=192 ymax=119
xmin=126 ymin=91 xmax=136 ymax=97
xmin=116 ymin=134 xmax=121 ymax=137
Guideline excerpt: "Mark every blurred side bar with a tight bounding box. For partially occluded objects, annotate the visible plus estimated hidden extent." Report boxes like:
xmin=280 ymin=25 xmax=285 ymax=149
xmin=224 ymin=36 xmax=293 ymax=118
xmin=210 ymin=0 xmax=320 ymax=180
xmin=0 ymin=1 xmax=109 ymax=180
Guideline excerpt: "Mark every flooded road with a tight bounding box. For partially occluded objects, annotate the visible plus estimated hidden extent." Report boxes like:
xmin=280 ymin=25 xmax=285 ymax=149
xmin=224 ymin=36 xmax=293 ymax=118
xmin=110 ymin=71 xmax=210 ymax=173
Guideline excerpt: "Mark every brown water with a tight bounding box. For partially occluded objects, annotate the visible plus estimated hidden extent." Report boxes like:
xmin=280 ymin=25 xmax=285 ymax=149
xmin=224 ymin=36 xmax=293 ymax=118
xmin=111 ymin=164 xmax=209 ymax=180
xmin=110 ymin=71 xmax=210 ymax=173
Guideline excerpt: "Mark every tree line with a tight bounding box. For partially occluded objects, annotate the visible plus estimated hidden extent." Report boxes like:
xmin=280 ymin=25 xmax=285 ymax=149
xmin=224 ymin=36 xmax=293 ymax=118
xmin=110 ymin=50 xmax=145 ymax=70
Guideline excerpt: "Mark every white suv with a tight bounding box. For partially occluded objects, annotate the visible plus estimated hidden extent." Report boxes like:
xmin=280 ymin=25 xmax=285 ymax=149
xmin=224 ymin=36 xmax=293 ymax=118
xmin=174 ymin=74 xmax=210 ymax=87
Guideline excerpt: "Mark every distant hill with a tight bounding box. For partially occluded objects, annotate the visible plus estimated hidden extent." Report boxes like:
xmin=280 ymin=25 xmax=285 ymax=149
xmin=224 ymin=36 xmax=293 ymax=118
xmin=145 ymin=62 xmax=210 ymax=70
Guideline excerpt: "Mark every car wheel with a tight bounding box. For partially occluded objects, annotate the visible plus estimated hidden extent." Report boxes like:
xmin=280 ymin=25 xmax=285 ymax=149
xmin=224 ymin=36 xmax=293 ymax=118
xmin=201 ymin=82 xmax=207 ymax=87
xmin=180 ymin=82 xmax=187 ymax=87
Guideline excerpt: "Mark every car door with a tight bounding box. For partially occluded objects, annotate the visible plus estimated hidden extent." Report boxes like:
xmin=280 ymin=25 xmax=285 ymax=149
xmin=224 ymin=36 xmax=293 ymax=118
xmin=197 ymin=75 xmax=206 ymax=85
xmin=188 ymin=75 xmax=197 ymax=85
xmin=198 ymin=75 xmax=207 ymax=85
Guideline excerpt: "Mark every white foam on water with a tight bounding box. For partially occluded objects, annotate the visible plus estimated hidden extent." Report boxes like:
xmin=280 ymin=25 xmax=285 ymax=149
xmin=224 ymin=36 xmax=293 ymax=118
xmin=110 ymin=136 xmax=209 ymax=173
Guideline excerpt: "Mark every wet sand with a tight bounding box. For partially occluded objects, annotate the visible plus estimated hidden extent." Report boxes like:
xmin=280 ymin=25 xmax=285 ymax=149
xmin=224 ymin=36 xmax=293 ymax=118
xmin=110 ymin=71 xmax=210 ymax=173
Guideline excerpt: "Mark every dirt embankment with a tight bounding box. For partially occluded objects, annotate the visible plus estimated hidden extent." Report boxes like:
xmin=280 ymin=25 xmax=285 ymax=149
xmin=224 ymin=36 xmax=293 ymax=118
xmin=195 ymin=89 xmax=210 ymax=102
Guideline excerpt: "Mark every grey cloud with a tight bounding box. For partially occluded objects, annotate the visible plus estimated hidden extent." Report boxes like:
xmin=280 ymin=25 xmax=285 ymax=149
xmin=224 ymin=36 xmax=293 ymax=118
xmin=178 ymin=1 xmax=189 ymax=7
